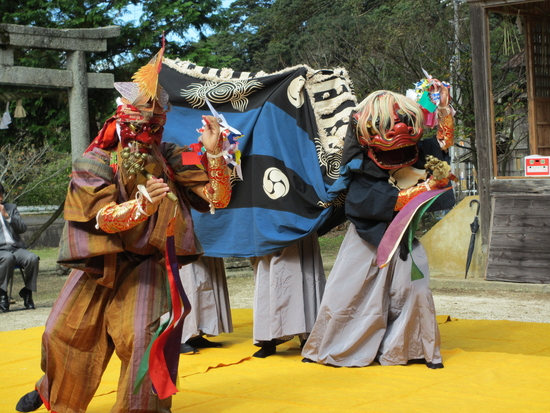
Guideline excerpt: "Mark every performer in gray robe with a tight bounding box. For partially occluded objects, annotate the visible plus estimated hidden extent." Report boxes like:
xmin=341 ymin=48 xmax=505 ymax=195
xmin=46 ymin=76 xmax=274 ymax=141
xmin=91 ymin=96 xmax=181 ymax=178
xmin=301 ymin=225 xmax=441 ymax=367
xmin=302 ymin=86 xmax=454 ymax=368
xmin=251 ymin=232 xmax=326 ymax=358
xmin=179 ymin=256 xmax=233 ymax=353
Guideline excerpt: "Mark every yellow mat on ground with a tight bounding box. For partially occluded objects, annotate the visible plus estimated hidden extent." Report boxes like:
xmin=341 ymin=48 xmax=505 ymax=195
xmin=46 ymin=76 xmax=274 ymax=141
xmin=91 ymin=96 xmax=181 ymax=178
xmin=1 ymin=310 xmax=550 ymax=412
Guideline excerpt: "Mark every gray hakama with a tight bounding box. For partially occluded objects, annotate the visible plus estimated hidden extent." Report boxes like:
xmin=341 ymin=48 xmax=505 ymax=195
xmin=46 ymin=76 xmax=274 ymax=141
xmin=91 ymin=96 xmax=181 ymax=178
xmin=301 ymin=224 xmax=442 ymax=367
xmin=179 ymin=256 xmax=233 ymax=343
xmin=251 ymin=233 xmax=326 ymax=346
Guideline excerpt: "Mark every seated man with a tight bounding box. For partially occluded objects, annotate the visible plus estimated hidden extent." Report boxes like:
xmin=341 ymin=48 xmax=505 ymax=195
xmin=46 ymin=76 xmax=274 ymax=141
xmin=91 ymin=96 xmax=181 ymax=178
xmin=0 ymin=183 xmax=39 ymax=312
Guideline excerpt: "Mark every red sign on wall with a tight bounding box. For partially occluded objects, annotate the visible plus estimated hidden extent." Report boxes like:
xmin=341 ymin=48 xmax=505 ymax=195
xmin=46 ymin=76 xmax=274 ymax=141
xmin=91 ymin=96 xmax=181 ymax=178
xmin=525 ymin=155 xmax=550 ymax=177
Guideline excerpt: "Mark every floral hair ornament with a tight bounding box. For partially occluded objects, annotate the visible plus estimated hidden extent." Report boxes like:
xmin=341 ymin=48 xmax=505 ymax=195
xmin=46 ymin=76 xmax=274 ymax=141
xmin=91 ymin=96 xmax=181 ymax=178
xmin=182 ymin=98 xmax=243 ymax=180
xmin=406 ymin=68 xmax=452 ymax=128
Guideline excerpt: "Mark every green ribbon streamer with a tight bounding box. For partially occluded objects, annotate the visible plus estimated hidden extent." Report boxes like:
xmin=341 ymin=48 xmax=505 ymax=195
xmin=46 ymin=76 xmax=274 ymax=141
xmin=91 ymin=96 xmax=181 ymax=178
xmin=407 ymin=194 xmax=443 ymax=281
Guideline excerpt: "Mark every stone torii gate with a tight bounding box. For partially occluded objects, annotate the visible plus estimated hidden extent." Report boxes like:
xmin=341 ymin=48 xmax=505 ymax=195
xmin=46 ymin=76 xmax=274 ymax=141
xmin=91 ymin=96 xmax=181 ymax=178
xmin=0 ymin=24 xmax=120 ymax=160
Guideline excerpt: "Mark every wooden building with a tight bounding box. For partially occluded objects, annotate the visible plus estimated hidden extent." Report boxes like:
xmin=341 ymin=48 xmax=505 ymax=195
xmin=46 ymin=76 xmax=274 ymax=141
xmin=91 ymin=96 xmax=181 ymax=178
xmin=468 ymin=0 xmax=550 ymax=283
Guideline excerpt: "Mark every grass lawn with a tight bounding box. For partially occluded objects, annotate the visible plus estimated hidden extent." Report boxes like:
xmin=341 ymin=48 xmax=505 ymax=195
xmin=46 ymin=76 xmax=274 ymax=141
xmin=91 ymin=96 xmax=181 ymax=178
xmin=318 ymin=230 xmax=345 ymax=269
xmin=30 ymin=247 xmax=59 ymax=273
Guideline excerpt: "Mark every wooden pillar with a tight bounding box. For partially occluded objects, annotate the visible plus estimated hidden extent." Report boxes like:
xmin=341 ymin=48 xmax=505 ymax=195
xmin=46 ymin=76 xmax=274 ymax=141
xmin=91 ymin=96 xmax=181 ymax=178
xmin=469 ymin=3 xmax=495 ymax=251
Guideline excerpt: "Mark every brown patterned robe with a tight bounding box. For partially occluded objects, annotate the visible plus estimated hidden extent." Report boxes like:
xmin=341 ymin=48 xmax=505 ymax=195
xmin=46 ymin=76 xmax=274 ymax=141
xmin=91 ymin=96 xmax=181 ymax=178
xmin=36 ymin=142 xmax=210 ymax=413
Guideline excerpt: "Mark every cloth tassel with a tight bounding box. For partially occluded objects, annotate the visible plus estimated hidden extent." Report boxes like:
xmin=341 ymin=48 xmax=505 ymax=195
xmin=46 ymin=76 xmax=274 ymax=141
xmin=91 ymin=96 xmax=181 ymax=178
xmin=133 ymin=216 xmax=192 ymax=399
xmin=0 ymin=102 xmax=12 ymax=129
xmin=14 ymin=99 xmax=26 ymax=118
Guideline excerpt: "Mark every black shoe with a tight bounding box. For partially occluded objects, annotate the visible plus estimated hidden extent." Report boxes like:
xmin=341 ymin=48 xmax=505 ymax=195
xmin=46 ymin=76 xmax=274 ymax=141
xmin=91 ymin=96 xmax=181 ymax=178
xmin=408 ymin=358 xmax=444 ymax=369
xmin=252 ymin=340 xmax=277 ymax=358
xmin=301 ymin=357 xmax=315 ymax=363
xmin=19 ymin=288 xmax=35 ymax=310
xmin=180 ymin=343 xmax=198 ymax=354
xmin=186 ymin=335 xmax=222 ymax=349
xmin=16 ymin=390 xmax=43 ymax=412
xmin=0 ymin=293 xmax=9 ymax=313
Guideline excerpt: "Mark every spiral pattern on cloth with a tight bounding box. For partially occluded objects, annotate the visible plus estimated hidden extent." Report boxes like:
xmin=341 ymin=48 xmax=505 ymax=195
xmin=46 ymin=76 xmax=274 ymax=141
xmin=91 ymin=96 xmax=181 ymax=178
xmin=181 ymin=80 xmax=264 ymax=112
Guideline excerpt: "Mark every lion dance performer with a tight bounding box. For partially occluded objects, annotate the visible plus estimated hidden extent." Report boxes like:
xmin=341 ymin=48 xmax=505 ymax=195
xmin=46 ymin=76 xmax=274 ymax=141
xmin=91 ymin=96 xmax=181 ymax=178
xmin=302 ymin=78 xmax=454 ymax=368
xmin=16 ymin=46 xmax=232 ymax=413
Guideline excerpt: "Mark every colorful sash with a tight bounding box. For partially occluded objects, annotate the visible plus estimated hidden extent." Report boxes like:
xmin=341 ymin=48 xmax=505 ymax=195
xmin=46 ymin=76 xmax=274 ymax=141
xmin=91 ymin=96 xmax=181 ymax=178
xmin=134 ymin=217 xmax=192 ymax=399
xmin=377 ymin=188 xmax=449 ymax=275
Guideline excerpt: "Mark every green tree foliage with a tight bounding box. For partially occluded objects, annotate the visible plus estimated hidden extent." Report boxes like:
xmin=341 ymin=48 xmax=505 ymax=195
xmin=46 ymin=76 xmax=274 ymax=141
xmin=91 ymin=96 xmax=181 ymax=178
xmin=182 ymin=0 xmax=275 ymax=71
xmin=488 ymin=12 xmax=527 ymax=176
xmin=0 ymin=0 xmax=224 ymax=205
xmin=184 ymin=0 xmax=461 ymax=96
xmin=182 ymin=0 xmax=483 ymax=173
xmin=0 ymin=137 xmax=71 ymax=205
xmin=0 ymin=0 xmax=224 ymax=148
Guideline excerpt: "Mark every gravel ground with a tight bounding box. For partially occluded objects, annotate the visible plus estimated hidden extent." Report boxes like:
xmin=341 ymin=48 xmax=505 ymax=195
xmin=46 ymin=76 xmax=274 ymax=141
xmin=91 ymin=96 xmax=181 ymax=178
xmin=432 ymin=289 xmax=550 ymax=323
xmin=2 ymin=273 xmax=549 ymax=332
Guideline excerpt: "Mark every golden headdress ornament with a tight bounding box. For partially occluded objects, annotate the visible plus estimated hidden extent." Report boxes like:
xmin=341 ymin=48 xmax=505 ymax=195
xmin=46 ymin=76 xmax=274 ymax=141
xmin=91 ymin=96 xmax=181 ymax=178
xmin=114 ymin=35 xmax=169 ymax=117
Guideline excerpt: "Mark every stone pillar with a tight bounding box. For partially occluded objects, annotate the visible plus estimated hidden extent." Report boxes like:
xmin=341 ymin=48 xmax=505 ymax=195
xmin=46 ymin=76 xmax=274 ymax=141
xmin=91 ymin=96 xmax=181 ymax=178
xmin=67 ymin=50 xmax=89 ymax=160
xmin=0 ymin=47 xmax=14 ymax=66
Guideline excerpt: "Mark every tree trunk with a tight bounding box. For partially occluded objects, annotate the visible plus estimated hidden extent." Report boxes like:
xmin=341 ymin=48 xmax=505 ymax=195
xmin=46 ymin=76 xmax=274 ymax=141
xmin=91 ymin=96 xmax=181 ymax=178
xmin=27 ymin=201 xmax=64 ymax=249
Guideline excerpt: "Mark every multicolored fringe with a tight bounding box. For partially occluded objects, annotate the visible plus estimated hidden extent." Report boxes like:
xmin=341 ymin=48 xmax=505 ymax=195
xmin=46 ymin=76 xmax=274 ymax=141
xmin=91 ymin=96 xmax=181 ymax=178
xmin=134 ymin=216 xmax=192 ymax=399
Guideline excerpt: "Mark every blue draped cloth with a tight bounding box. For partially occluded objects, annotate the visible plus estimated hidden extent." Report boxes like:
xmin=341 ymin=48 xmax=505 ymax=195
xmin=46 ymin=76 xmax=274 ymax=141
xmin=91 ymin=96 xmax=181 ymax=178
xmin=160 ymin=60 xmax=356 ymax=257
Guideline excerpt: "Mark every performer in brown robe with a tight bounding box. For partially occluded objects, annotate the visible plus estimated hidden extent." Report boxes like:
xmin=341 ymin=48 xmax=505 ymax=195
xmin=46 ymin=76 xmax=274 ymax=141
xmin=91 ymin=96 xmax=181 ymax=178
xmin=16 ymin=48 xmax=232 ymax=413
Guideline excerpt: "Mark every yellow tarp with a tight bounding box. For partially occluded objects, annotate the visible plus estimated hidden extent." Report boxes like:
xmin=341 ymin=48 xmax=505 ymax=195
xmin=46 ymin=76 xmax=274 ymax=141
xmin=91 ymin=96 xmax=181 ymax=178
xmin=1 ymin=310 xmax=550 ymax=412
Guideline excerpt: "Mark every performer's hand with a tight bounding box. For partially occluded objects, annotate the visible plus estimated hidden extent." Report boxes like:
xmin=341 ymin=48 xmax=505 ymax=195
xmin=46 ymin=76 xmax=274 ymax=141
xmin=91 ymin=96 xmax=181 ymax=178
xmin=200 ymin=115 xmax=222 ymax=155
xmin=425 ymin=155 xmax=451 ymax=181
xmin=146 ymin=178 xmax=170 ymax=209
xmin=430 ymin=78 xmax=450 ymax=107
xmin=424 ymin=155 xmax=457 ymax=183
xmin=0 ymin=204 xmax=7 ymax=219
xmin=425 ymin=176 xmax=450 ymax=190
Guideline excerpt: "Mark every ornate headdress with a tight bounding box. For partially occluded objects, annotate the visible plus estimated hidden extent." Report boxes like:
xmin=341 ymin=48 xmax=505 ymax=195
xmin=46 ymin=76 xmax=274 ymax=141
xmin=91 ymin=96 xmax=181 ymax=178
xmin=86 ymin=41 xmax=169 ymax=153
xmin=354 ymin=90 xmax=424 ymax=170
xmin=114 ymin=42 xmax=170 ymax=118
